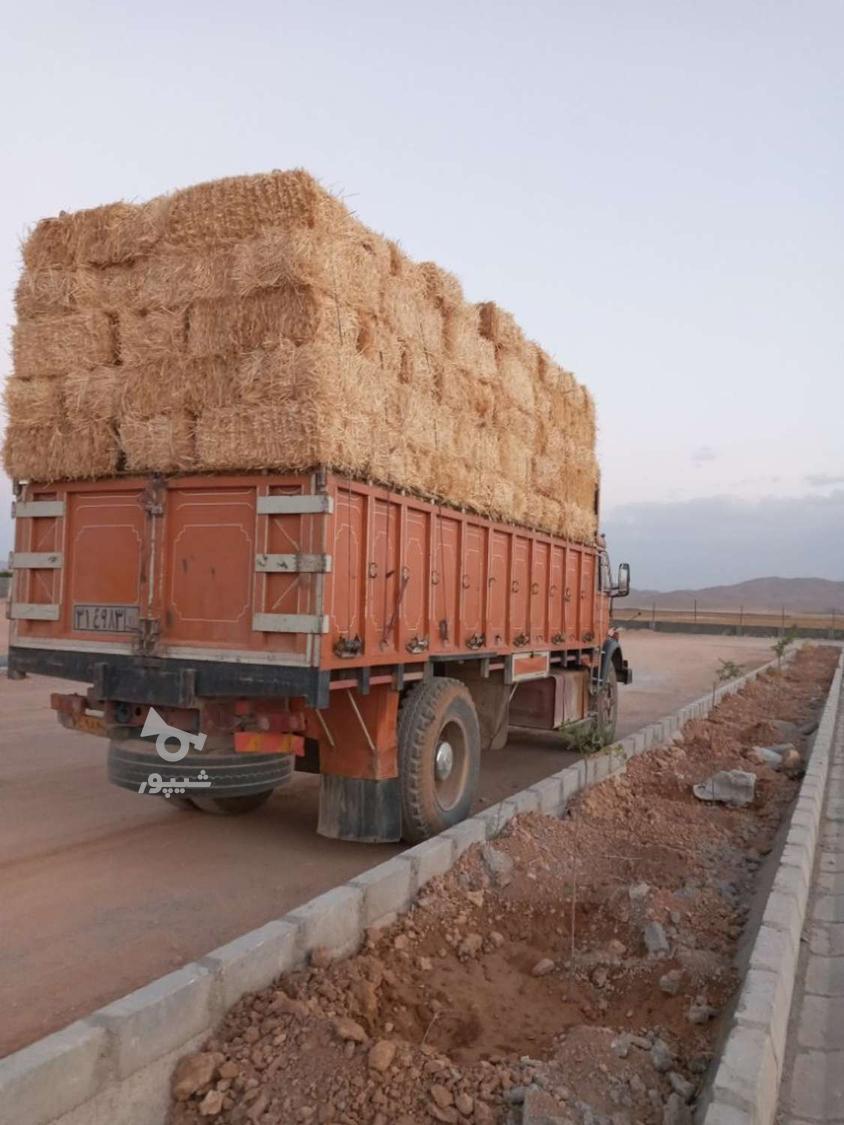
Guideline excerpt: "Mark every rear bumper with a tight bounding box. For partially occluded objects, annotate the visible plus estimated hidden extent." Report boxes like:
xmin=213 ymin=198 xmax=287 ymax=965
xmin=7 ymin=645 xmax=330 ymax=708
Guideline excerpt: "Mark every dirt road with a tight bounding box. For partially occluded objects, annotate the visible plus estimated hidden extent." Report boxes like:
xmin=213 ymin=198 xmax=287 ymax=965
xmin=0 ymin=630 xmax=774 ymax=1056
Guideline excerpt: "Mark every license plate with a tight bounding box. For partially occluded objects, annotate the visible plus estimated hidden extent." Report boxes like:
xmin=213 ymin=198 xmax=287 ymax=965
xmin=73 ymin=604 xmax=140 ymax=633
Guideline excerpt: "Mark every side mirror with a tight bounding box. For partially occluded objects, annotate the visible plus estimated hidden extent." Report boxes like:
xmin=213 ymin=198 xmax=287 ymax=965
xmin=615 ymin=563 xmax=630 ymax=598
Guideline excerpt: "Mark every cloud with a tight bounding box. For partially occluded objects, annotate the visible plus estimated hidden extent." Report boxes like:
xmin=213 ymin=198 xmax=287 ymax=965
xmin=603 ymin=489 xmax=844 ymax=590
xmin=805 ymin=472 xmax=844 ymax=488
xmin=691 ymin=445 xmax=717 ymax=464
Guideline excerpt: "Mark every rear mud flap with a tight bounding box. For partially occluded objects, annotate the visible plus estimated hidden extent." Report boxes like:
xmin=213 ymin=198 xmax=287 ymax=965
xmin=318 ymin=775 xmax=402 ymax=843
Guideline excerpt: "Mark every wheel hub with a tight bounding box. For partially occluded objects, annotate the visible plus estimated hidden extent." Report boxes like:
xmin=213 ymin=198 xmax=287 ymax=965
xmin=435 ymin=740 xmax=455 ymax=781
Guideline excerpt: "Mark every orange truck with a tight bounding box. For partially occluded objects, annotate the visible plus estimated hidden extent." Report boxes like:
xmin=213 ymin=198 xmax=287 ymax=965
xmin=7 ymin=469 xmax=631 ymax=842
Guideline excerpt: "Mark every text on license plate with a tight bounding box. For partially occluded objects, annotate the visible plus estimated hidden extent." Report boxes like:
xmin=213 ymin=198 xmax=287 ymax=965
xmin=73 ymin=604 xmax=140 ymax=633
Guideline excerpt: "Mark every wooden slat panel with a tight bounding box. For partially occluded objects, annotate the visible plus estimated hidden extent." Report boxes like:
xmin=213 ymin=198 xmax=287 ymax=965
xmin=14 ymin=501 xmax=65 ymax=519
xmin=10 ymin=603 xmax=61 ymax=621
xmin=257 ymin=495 xmax=333 ymax=515
xmin=12 ymin=551 xmax=63 ymax=569
xmin=252 ymin=613 xmax=330 ymax=634
xmin=255 ymin=554 xmax=332 ymax=573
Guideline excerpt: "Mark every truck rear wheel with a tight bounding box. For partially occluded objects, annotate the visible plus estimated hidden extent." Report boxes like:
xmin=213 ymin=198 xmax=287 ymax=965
xmin=398 ymin=678 xmax=480 ymax=844
xmin=594 ymin=663 xmax=619 ymax=745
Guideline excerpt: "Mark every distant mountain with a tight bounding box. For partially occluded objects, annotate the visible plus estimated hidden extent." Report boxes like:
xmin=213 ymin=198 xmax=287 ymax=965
xmin=627 ymin=577 xmax=844 ymax=615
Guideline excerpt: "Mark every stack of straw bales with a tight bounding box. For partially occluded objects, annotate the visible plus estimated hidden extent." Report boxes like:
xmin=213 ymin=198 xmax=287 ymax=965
xmin=3 ymin=170 xmax=598 ymax=542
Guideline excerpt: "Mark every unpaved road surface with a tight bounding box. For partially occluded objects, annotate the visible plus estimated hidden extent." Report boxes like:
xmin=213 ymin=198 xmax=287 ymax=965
xmin=169 ymin=647 xmax=838 ymax=1125
xmin=0 ymin=629 xmax=774 ymax=1056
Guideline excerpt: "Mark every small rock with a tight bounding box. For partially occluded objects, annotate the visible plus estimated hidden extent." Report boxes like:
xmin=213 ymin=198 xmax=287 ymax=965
xmin=644 ymin=922 xmax=670 ymax=956
xmin=419 ymin=956 xmax=433 ymax=971
xmin=219 ymin=1060 xmax=239 ymax=1080
xmin=650 ymin=1038 xmax=673 ymax=1073
xmin=532 ymin=958 xmax=556 ymax=977
xmin=393 ymin=934 xmax=410 ymax=951
xmin=199 ymin=1089 xmax=225 ymax=1117
xmin=310 ymin=946 xmax=334 ymax=968
xmin=692 ymin=770 xmax=756 ymax=807
xmin=428 ymin=1105 xmax=458 ymax=1124
xmin=687 ymin=1002 xmax=717 ymax=1025
xmin=173 ymin=1053 xmax=219 ymax=1101
xmin=592 ymin=966 xmax=609 ymax=988
xmin=504 ymin=1085 xmax=526 ymax=1105
xmin=628 ymin=882 xmax=650 ymax=903
xmin=659 ymin=969 xmax=684 ymax=995
xmin=481 ymin=844 xmax=514 ymax=887
xmin=368 ymin=1039 xmax=397 ymax=1072
xmin=668 ymin=1072 xmax=695 ymax=1102
xmin=431 ymin=1083 xmax=454 ymax=1109
xmin=629 ymin=1035 xmax=651 ymax=1050
xmin=333 ymin=1017 xmax=368 ymax=1043
xmin=455 ymin=1092 xmax=474 ymax=1116
xmin=459 ymin=933 xmax=484 ymax=957
xmin=628 ymin=1074 xmax=646 ymax=1095
xmin=466 ymin=890 xmax=485 ymax=907
xmin=663 ymin=1092 xmax=692 ymax=1124
xmin=490 ymin=931 xmax=505 ymax=948
xmin=611 ymin=1034 xmax=630 ymax=1058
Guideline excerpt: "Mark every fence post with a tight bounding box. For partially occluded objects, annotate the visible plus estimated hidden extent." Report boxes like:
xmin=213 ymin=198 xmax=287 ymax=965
xmin=650 ymin=601 xmax=656 ymax=631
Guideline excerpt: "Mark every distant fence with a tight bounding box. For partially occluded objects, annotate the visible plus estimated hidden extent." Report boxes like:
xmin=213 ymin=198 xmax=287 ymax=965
xmin=614 ymin=605 xmax=844 ymax=640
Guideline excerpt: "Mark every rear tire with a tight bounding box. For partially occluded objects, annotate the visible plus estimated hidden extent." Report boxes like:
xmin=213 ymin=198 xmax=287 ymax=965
xmin=398 ymin=678 xmax=481 ymax=844
xmin=595 ymin=663 xmax=619 ymax=745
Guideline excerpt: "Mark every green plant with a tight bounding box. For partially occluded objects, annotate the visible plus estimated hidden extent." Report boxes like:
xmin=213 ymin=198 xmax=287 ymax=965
xmin=558 ymin=719 xmax=607 ymax=755
xmin=716 ymin=658 xmax=744 ymax=683
xmin=772 ymin=627 xmax=798 ymax=668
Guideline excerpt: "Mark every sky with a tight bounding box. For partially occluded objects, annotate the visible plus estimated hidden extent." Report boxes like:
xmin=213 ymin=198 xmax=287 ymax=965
xmin=1 ymin=0 xmax=842 ymax=588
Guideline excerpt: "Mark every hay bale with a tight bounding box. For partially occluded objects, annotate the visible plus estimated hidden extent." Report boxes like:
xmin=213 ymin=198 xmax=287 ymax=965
xmin=186 ymin=287 xmax=334 ymax=356
xmin=8 ymin=168 xmax=599 ymax=543
xmin=120 ymin=415 xmax=196 ymax=472
xmin=12 ymin=310 xmax=115 ymax=379
xmin=135 ymin=248 xmax=234 ymax=309
xmin=2 ymin=377 xmax=63 ymax=428
xmin=231 ymin=228 xmax=385 ymax=312
xmin=165 ymin=169 xmax=351 ymax=247
xmin=477 ymin=302 xmax=524 ymax=352
xmin=22 ymin=198 xmax=168 ymax=271
xmin=418 ymin=262 xmax=463 ymax=308
xmin=120 ymin=308 xmax=187 ymax=367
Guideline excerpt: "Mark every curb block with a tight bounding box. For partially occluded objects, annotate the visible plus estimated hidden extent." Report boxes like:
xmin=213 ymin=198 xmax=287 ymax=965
xmin=703 ymin=649 xmax=843 ymax=1125
xmin=0 ymin=645 xmax=818 ymax=1125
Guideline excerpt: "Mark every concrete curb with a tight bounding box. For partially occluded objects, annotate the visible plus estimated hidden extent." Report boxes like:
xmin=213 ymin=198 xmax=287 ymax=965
xmin=702 ymin=649 xmax=844 ymax=1125
xmin=0 ymin=647 xmax=810 ymax=1125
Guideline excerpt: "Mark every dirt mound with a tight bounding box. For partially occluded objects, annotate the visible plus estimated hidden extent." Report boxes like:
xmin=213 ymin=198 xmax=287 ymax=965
xmin=168 ymin=646 xmax=838 ymax=1124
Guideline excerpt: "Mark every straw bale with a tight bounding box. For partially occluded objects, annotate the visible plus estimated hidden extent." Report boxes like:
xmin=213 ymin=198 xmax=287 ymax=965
xmin=63 ymin=367 xmax=120 ymax=425
xmin=165 ymin=170 xmax=351 ymax=247
xmin=2 ymin=377 xmax=63 ymax=429
xmin=119 ymin=308 xmax=187 ymax=367
xmin=134 ymin=248 xmax=234 ymax=309
xmin=22 ymin=198 xmax=168 ymax=271
xmin=3 ymin=424 xmax=63 ymax=481
xmin=418 ymin=262 xmax=463 ymax=309
xmin=13 ymin=311 xmax=114 ymax=379
xmin=120 ymin=414 xmax=196 ymax=472
xmin=232 ymin=228 xmax=385 ymax=312
xmin=497 ymin=348 xmax=536 ymax=413
xmin=64 ymin=425 xmax=121 ymax=479
xmin=443 ymin=306 xmax=498 ymax=380
xmin=477 ymin=302 xmax=525 ymax=352
xmin=187 ymin=287 xmax=347 ymax=357
xmin=382 ymin=273 xmax=443 ymax=350
xmin=10 ymin=169 xmax=599 ymax=542
xmin=195 ymin=403 xmax=323 ymax=473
